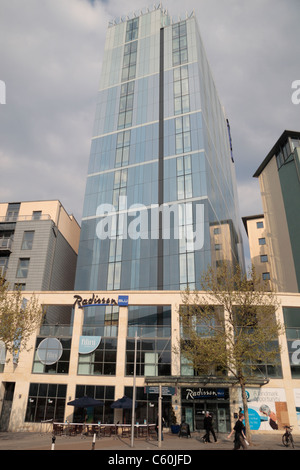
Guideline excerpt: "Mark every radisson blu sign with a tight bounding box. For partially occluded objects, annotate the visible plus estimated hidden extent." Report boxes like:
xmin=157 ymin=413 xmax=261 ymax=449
xmin=73 ymin=294 xmax=129 ymax=308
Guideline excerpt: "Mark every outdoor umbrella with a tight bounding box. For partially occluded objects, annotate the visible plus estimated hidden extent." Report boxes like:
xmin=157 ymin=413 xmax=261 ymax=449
xmin=67 ymin=395 xmax=104 ymax=408
xmin=110 ymin=395 xmax=137 ymax=409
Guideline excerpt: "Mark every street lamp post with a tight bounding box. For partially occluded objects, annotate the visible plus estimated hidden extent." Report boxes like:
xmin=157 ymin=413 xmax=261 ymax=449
xmin=131 ymin=330 xmax=138 ymax=448
xmin=158 ymin=384 xmax=162 ymax=448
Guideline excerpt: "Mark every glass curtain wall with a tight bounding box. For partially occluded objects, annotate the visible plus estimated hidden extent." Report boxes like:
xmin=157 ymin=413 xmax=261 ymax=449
xmin=75 ymin=7 xmax=244 ymax=292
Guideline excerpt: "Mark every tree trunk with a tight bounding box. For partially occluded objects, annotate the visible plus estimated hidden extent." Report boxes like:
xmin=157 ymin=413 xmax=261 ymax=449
xmin=240 ymin=380 xmax=252 ymax=445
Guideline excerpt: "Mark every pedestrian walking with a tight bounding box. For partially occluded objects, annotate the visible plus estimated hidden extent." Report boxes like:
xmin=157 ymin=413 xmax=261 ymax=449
xmin=227 ymin=413 xmax=248 ymax=450
xmin=202 ymin=411 xmax=218 ymax=443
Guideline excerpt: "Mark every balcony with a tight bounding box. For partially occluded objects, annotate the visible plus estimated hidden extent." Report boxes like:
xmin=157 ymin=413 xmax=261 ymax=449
xmin=0 ymin=237 xmax=13 ymax=254
xmin=0 ymin=214 xmax=51 ymax=223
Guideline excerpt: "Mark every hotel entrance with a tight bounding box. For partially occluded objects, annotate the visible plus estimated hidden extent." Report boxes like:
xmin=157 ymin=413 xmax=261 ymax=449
xmin=181 ymin=387 xmax=230 ymax=433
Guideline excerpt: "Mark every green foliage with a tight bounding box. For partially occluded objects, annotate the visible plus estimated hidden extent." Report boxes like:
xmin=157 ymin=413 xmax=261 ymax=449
xmin=170 ymin=406 xmax=177 ymax=425
xmin=0 ymin=276 xmax=44 ymax=362
xmin=178 ymin=262 xmax=284 ymax=443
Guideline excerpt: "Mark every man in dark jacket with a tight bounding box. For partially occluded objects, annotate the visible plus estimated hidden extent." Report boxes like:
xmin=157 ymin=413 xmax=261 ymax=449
xmin=203 ymin=411 xmax=218 ymax=443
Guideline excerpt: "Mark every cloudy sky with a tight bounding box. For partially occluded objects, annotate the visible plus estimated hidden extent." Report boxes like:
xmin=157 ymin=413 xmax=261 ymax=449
xmin=1 ymin=0 xmax=299 ymax=263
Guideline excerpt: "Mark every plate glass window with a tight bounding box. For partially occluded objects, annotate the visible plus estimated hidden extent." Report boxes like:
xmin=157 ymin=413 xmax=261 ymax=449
xmin=21 ymin=231 xmax=34 ymax=250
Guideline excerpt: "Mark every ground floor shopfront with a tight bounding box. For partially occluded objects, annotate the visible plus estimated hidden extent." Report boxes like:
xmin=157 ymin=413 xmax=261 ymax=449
xmin=180 ymin=386 xmax=230 ymax=433
xmin=1 ymin=290 xmax=300 ymax=434
xmin=0 ymin=381 xmax=232 ymax=434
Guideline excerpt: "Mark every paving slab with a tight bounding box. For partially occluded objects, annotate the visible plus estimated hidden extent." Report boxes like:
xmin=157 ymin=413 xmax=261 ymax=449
xmin=0 ymin=431 xmax=297 ymax=451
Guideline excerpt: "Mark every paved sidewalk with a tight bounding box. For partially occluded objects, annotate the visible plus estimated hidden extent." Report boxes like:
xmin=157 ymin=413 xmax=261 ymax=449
xmin=0 ymin=430 xmax=297 ymax=451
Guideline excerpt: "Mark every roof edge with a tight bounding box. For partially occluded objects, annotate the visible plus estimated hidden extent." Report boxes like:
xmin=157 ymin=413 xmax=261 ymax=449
xmin=253 ymin=130 xmax=300 ymax=178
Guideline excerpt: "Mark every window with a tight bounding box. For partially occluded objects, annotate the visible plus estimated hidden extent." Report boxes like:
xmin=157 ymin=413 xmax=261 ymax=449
xmin=256 ymin=221 xmax=264 ymax=229
xmin=259 ymin=238 xmax=266 ymax=245
xmin=115 ymin=130 xmax=130 ymax=167
xmin=124 ymin=386 xmax=172 ymax=427
xmin=275 ymin=139 xmax=293 ymax=169
xmin=291 ymin=138 xmax=300 ymax=151
xmin=177 ymin=155 xmax=192 ymax=199
xmin=32 ymin=211 xmax=42 ymax=220
xmin=125 ymin=18 xmax=139 ymax=43
xmin=122 ymin=41 xmax=137 ymax=82
xmin=73 ymin=385 xmax=114 ymax=424
xmin=5 ymin=203 xmax=20 ymax=222
xmin=177 ymin=203 xmax=195 ymax=288
xmin=21 ymin=231 xmax=34 ymax=250
xmin=82 ymin=305 xmax=119 ymax=338
xmin=262 ymin=272 xmax=270 ymax=281
xmin=179 ymin=252 xmax=195 ymax=289
xmin=14 ymin=283 xmax=26 ymax=290
xmin=78 ymin=338 xmax=117 ymax=375
xmin=260 ymin=254 xmax=268 ymax=262
xmin=0 ymin=237 xmax=11 ymax=249
xmin=25 ymin=383 xmax=67 ymax=423
xmin=175 ymin=116 xmax=191 ymax=154
xmin=32 ymin=336 xmax=71 ymax=374
xmin=172 ymin=21 xmax=188 ymax=66
xmin=16 ymin=258 xmax=30 ymax=278
xmin=127 ymin=305 xmax=171 ymax=337
xmin=126 ymin=337 xmax=171 ymax=376
xmin=107 ymin=261 xmax=121 ymax=290
xmin=0 ymin=257 xmax=8 ymax=277
xmin=118 ymin=81 xmax=135 ymax=129
xmin=173 ymin=66 xmax=190 ymax=115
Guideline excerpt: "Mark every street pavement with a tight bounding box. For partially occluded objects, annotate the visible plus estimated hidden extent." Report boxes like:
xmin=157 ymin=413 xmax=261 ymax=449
xmin=0 ymin=430 xmax=297 ymax=451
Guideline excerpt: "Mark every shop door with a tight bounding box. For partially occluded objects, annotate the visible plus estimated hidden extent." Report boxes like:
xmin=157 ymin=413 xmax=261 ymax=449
xmin=217 ymin=407 xmax=227 ymax=433
xmin=195 ymin=403 xmax=205 ymax=430
xmin=185 ymin=407 xmax=194 ymax=432
xmin=0 ymin=382 xmax=15 ymax=431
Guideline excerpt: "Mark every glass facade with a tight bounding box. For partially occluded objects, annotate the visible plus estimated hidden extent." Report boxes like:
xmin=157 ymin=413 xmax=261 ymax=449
xmin=73 ymin=385 xmax=115 ymax=423
xmin=283 ymin=307 xmax=300 ymax=378
xmin=25 ymin=383 xmax=67 ymax=423
xmin=75 ymin=7 xmax=244 ymax=292
xmin=126 ymin=306 xmax=172 ymax=376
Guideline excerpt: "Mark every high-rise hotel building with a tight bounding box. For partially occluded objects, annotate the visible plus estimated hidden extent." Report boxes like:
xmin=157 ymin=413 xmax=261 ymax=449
xmin=75 ymin=6 xmax=244 ymax=293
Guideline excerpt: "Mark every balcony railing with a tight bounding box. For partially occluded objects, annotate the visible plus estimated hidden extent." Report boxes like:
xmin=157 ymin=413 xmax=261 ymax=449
xmin=0 ymin=214 xmax=51 ymax=223
xmin=39 ymin=324 xmax=73 ymax=337
xmin=0 ymin=238 xmax=13 ymax=252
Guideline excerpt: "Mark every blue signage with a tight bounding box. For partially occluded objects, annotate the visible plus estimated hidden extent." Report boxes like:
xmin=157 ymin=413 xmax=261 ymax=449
xmin=145 ymin=386 xmax=176 ymax=396
xmin=241 ymin=408 xmax=261 ymax=430
xmin=118 ymin=295 xmax=129 ymax=306
xmin=79 ymin=336 xmax=101 ymax=354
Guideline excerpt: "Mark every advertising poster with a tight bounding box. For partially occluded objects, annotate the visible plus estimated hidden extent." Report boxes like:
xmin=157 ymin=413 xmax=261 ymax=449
xmin=239 ymin=388 xmax=288 ymax=431
xmin=293 ymin=389 xmax=300 ymax=429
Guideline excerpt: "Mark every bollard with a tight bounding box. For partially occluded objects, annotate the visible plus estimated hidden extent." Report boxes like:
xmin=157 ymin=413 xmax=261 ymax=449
xmin=91 ymin=433 xmax=96 ymax=450
xmin=51 ymin=435 xmax=56 ymax=450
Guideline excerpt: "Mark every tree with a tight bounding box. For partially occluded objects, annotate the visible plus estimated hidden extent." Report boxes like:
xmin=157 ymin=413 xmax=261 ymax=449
xmin=0 ymin=276 xmax=44 ymax=363
xmin=179 ymin=263 xmax=284 ymax=444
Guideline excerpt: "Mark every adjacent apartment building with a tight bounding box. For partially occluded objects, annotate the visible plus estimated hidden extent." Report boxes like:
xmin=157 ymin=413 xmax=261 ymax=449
xmin=245 ymin=130 xmax=300 ymax=292
xmin=242 ymin=214 xmax=271 ymax=286
xmin=0 ymin=200 xmax=80 ymax=291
